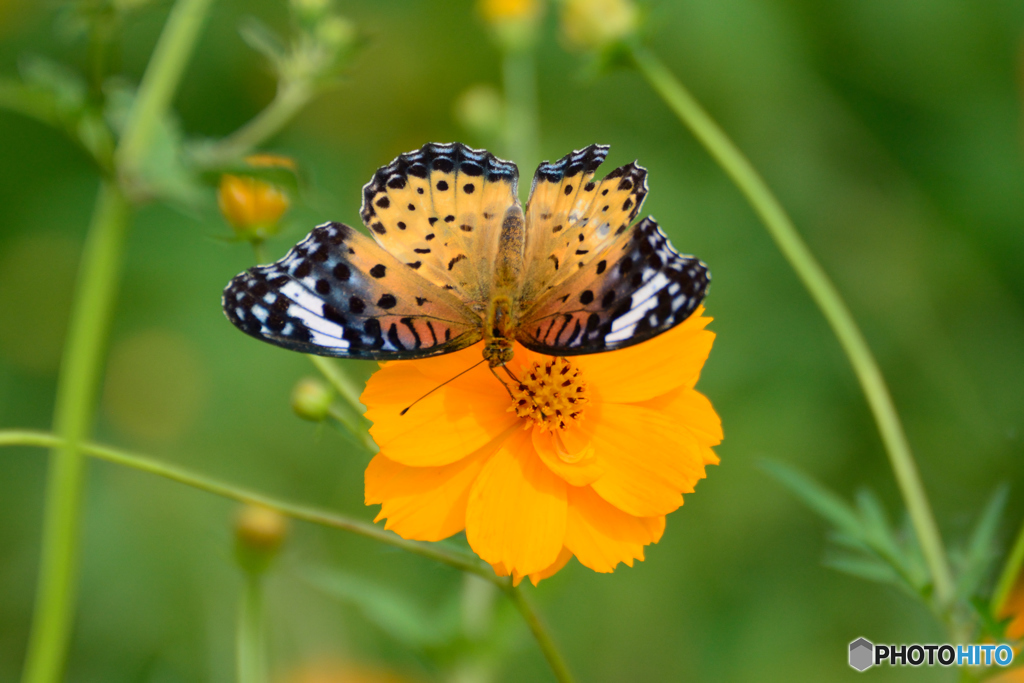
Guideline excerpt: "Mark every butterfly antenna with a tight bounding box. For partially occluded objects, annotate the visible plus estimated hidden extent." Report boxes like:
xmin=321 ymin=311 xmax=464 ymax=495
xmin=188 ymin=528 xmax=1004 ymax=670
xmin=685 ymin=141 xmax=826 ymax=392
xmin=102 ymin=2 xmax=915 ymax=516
xmin=400 ymin=358 xmax=488 ymax=416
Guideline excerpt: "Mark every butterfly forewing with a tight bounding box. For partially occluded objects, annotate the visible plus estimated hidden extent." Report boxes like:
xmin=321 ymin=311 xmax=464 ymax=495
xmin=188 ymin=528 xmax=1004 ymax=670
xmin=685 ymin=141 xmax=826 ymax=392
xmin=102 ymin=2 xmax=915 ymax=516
xmin=517 ymin=217 xmax=709 ymax=355
xmin=520 ymin=148 xmax=650 ymax=306
xmin=360 ymin=143 xmax=519 ymax=306
xmin=223 ymin=143 xmax=711 ymax=364
xmin=223 ymin=222 xmax=482 ymax=359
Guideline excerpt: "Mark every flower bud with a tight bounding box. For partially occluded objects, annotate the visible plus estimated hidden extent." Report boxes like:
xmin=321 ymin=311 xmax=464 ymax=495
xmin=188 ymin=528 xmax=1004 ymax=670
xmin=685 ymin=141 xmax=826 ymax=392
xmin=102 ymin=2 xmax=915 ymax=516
xmin=291 ymin=377 xmax=333 ymax=422
xmin=291 ymin=0 xmax=331 ymax=24
xmin=315 ymin=15 xmax=357 ymax=52
xmin=479 ymin=0 xmax=543 ymax=50
xmin=217 ymin=154 xmax=296 ymax=241
xmin=454 ymin=85 xmax=505 ymax=142
xmin=561 ymin=0 xmax=638 ymax=51
xmin=235 ymin=504 xmax=288 ymax=575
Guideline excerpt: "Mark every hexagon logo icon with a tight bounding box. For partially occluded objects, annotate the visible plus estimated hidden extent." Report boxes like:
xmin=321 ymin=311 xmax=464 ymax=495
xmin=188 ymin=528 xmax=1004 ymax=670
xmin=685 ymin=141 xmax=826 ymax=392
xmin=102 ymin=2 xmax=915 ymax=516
xmin=849 ymin=637 xmax=874 ymax=671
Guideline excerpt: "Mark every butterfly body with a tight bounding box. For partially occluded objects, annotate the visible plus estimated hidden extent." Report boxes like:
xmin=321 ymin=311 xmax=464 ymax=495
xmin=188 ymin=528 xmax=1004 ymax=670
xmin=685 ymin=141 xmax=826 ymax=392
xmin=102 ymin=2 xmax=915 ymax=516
xmin=223 ymin=143 xmax=710 ymax=365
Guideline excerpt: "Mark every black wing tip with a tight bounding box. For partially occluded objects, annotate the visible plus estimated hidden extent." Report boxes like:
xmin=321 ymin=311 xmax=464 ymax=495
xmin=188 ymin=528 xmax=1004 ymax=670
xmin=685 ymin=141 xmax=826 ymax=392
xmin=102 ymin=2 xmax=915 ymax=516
xmin=360 ymin=142 xmax=519 ymax=223
xmin=534 ymin=144 xmax=611 ymax=183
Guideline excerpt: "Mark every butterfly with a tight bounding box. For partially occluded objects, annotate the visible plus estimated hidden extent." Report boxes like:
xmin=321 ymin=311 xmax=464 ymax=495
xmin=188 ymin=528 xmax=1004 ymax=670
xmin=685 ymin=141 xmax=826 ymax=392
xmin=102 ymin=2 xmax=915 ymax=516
xmin=222 ymin=142 xmax=710 ymax=367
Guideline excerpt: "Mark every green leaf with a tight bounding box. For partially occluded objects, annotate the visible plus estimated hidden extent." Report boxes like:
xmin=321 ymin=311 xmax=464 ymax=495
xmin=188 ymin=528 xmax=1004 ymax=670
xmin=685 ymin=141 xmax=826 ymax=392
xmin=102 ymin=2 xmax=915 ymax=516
xmin=957 ymin=484 xmax=1009 ymax=601
xmin=300 ymin=565 xmax=460 ymax=650
xmin=19 ymin=55 xmax=87 ymax=113
xmin=760 ymin=460 xmax=861 ymax=537
xmin=104 ymin=82 xmax=203 ymax=206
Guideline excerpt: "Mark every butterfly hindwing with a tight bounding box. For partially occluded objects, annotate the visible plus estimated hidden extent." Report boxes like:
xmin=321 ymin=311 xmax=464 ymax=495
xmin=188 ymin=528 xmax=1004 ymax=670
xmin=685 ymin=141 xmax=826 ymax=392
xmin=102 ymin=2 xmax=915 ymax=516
xmin=223 ymin=222 xmax=483 ymax=359
xmin=517 ymin=217 xmax=709 ymax=355
xmin=520 ymin=146 xmax=649 ymax=304
xmin=360 ymin=142 xmax=519 ymax=305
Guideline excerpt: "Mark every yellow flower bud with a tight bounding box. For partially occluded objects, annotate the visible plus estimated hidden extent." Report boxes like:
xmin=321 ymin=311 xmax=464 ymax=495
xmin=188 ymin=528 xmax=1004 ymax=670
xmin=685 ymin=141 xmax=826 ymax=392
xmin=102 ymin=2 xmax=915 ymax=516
xmin=218 ymin=175 xmax=290 ymax=239
xmin=561 ymin=0 xmax=638 ymax=51
xmin=479 ymin=0 xmax=543 ymax=50
xmin=454 ymin=85 xmax=505 ymax=141
xmin=291 ymin=377 xmax=333 ymax=422
xmin=235 ymin=504 xmax=288 ymax=575
xmin=479 ymin=0 xmax=540 ymax=23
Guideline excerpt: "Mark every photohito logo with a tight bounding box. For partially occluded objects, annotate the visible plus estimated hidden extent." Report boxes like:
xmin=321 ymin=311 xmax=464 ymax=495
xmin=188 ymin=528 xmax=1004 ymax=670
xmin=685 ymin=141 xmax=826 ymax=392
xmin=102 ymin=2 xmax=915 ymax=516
xmin=849 ymin=638 xmax=1015 ymax=671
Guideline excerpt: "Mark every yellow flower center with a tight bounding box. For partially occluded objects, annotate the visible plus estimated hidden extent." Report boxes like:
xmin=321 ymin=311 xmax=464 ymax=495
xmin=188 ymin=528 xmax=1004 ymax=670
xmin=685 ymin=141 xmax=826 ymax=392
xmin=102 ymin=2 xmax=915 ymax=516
xmin=508 ymin=357 xmax=589 ymax=431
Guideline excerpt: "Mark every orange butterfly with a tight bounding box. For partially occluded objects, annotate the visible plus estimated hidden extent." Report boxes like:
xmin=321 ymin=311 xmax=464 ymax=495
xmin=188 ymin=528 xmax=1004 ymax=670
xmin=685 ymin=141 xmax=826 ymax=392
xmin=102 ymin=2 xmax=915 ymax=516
xmin=223 ymin=143 xmax=709 ymax=366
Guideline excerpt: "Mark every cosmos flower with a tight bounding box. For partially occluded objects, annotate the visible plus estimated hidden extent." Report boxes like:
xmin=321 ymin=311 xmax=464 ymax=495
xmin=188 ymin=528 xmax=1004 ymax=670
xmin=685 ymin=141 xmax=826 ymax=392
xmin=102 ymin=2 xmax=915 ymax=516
xmin=363 ymin=307 xmax=720 ymax=585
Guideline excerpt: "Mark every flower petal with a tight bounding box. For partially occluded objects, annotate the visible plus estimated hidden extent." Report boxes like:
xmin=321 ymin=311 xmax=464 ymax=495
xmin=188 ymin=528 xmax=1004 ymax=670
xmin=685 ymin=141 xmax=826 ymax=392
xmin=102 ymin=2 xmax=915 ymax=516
xmin=585 ymin=403 xmax=707 ymax=517
xmin=364 ymin=440 xmax=496 ymax=541
xmin=576 ymin=308 xmax=714 ymax=404
xmin=532 ymin=427 xmax=604 ymax=486
xmin=565 ymin=486 xmax=666 ymax=573
xmin=640 ymin=387 xmax=722 ymax=465
xmin=363 ymin=356 xmax=517 ymax=467
xmin=528 ymin=546 xmax=574 ymax=586
xmin=465 ymin=430 xmax=568 ymax=576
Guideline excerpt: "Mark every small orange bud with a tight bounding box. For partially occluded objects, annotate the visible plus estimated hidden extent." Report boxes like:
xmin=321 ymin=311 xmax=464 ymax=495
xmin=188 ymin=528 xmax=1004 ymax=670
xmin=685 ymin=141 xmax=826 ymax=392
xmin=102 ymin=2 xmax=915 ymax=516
xmin=479 ymin=0 xmax=540 ymax=24
xmin=479 ymin=0 xmax=543 ymax=50
xmin=218 ymin=175 xmax=290 ymax=239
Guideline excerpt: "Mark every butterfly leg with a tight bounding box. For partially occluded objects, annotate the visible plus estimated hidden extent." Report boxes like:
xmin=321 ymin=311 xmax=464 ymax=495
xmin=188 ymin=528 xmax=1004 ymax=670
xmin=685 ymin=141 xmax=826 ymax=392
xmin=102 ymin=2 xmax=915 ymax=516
xmin=488 ymin=364 xmax=518 ymax=402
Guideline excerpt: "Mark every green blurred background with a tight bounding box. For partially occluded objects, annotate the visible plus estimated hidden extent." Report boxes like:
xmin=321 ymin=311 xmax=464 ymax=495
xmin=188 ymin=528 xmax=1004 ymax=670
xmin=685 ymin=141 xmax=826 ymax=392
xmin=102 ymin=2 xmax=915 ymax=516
xmin=2 ymin=0 xmax=1024 ymax=680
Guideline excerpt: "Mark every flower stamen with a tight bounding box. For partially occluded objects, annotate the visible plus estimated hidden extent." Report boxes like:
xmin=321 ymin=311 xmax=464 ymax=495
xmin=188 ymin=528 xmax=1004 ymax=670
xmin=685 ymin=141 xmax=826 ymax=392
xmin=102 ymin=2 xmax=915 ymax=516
xmin=508 ymin=357 xmax=589 ymax=430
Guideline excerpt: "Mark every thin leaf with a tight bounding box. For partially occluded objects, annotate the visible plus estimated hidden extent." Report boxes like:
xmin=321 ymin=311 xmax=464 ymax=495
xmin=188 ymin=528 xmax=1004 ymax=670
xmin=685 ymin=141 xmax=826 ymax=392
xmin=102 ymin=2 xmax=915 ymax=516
xmin=760 ymin=460 xmax=862 ymax=537
xmin=300 ymin=566 xmax=459 ymax=650
xmin=957 ymin=484 xmax=1010 ymax=600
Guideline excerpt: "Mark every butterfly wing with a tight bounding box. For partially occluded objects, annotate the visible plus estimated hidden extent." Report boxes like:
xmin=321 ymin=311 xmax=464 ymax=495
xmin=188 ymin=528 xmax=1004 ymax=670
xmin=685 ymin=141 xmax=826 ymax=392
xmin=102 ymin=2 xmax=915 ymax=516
xmin=519 ymin=145 xmax=649 ymax=306
xmin=360 ymin=142 xmax=520 ymax=306
xmin=223 ymin=222 xmax=483 ymax=359
xmin=516 ymin=217 xmax=709 ymax=355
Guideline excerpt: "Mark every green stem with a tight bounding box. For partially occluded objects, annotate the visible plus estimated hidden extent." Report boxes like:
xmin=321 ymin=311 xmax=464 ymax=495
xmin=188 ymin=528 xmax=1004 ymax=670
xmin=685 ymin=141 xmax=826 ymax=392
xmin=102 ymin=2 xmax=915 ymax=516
xmin=3 ymin=430 xmax=578 ymax=681
xmin=505 ymin=585 xmax=575 ymax=683
xmin=1 ymin=430 xmax=492 ymax=581
xmin=115 ymin=0 xmax=215 ymax=177
xmin=629 ymin=44 xmax=957 ymax=610
xmin=237 ymin=573 xmax=267 ymax=683
xmin=326 ymin=404 xmax=377 ymax=453
xmin=23 ymin=2 xmax=214 ymax=680
xmin=308 ymin=355 xmax=367 ymax=419
xmin=195 ymin=81 xmax=314 ymax=168
xmin=991 ymin=517 xmax=1024 ymax=617
xmin=21 ymin=181 xmax=131 ymax=683
xmin=501 ymin=46 xmax=539 ymax=171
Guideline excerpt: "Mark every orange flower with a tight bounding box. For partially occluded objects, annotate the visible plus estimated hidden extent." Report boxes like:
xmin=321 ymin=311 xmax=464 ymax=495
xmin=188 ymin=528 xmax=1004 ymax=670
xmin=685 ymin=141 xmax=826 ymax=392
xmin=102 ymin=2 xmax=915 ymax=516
xmin=363 ymin=307 xmax=720 ymax=585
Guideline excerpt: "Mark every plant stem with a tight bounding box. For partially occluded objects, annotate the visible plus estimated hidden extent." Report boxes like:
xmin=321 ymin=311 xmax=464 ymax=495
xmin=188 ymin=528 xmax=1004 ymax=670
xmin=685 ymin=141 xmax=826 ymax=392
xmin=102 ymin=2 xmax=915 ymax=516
xmin=3 ymin=431 xmax=579 ymax=682
xmin=0 ymin=430 xmax=493 ymax=582
xmin=22 ymin=2 xmax=214 ymax=680
xmin=195 ymin=81 xmax=314 ymax=168
xmin=21 ymin=181 xmax=131 ymax=683
xmin=991 ymin=517 xmax=1024 ymax=617
xmin=629 ymin=44 xmax=957 ymax=610
xmin=327 ymin=405 xmax=377 ymax=453
xmin=308 ymin=355 xmax=367 ymax=419
xmin=116 ymin=0 xmax=215 ymax=179
xmin=505 ymin=585 xmax=575 ymax=683
xmin=502 ymin=45 xmax=539 ymax=172
xmin=237 ymin=573 xmax=267 ymax=683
